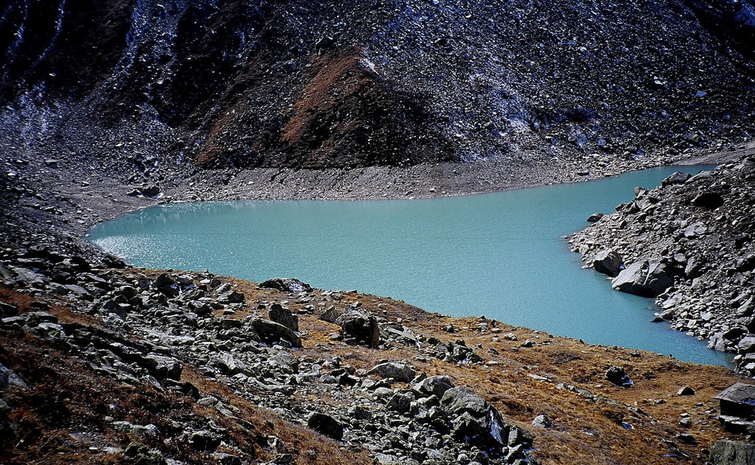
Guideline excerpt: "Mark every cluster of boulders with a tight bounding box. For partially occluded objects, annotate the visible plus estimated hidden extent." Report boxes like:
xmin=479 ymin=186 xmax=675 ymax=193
xmin=0 ymin=247 xmax=536 ymax=464
xmin=570 ymin=155 xmax=755 ymax=375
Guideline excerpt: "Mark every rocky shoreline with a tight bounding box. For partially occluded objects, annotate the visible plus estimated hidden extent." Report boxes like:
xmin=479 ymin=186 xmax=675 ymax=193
xmin=1 ymin=234 xmax=748 ymax=464
xmin=569 ymin=149 xmax=755 ymax=378
xmin=1 ymin=141 xmax=754 ymax=463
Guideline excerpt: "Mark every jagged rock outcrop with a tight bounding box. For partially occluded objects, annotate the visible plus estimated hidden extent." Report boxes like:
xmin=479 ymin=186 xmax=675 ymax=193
xmin=570 ymin=155 xmax=755 ymax=375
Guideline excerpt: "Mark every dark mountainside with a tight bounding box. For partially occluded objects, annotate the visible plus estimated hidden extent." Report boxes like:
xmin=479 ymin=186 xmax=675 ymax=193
xmin=2 ymin=0 xmax=755 ymax=173
xmin=3 ymin=1 xmax=755 ymax=464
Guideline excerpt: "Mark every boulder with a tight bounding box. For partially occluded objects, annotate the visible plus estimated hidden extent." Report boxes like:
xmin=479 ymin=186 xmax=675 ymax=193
xmin=612 ymin=260 xmax=674 ymax=297
xmin=662 ymin=171 xmax=691 ymax=186
xmin=319 ymin=306 xmax=344 ymax=324
xmin=0 ymin=363 xmax=28 ymax=392
xmin=678 ymin=386 xmax=696 ymax=396
xmin=152 ymin=273 xmax=178 ymax=297
xmin=140 ymin=185 xmax=161 ymax=198
xmin=218 ymin=290 xmax=245 ymax=304
xmin=268 ymin=303 xmax=298 ymax=332
xmin=532 ymin=414 xmax=553 ymax=428
xmin=386 ymin=391 xmax=416 ymax=413
xmin=586 ymin=212 xmax=604 ymax=223
xmin=413 ymin=375 xmax=455 ymax=399
xmin=605 ymin=366 xmax=632 ymax=387
xmin=307 ymin=412 xmax=344 ymax=440
xmin=336 ymin=310 xmax=380 ymax=348
xmin=259 ymin=278 xmax=312 ymax=293
xmin=440 ymin=387 xmax=513 ymax=449
xmin=250 ymin=318 xmax=302 ymax=348
xmin=367 ymin=361 xmax=416 ymax=383
xmin=592 ymin=250 xmax=623 ymax=277
xmin=143 ymin=354 xmax=183 ymax=380
xmin=711 ymin=440 xmax=755 ymax=465
xmin=738 ymin=336 xmax=755 ymax=353
xmin=684 ymin=256 xmax=703 ymax=278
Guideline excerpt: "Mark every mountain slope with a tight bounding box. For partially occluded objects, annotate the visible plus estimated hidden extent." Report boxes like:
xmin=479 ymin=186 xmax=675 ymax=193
xmin=1 ymin=0 xmax=754 ymax=172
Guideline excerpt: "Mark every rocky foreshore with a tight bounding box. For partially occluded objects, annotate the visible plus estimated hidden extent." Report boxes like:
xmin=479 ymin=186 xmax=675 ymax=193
xmin=1 ymin=240 xmax=750 ymax=465
xmin=570 ymin=153 xmax=755 ymax=377
xmin=0 ymin=246 xmax=539 ymax=464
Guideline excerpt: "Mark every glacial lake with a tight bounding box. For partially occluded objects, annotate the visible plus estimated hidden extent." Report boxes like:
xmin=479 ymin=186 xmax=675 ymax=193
xmin=89 ymin=166 xmax=733 ymax=366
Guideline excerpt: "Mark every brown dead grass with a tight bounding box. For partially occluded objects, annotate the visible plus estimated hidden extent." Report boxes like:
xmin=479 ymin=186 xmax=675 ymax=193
xmin=1 ymin=276 xmax=748 ymax=465
xmin=227 ymin=282 xmax=746 ymax=465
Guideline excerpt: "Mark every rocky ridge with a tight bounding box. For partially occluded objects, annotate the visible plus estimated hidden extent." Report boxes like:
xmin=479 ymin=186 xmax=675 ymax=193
xmin=570 ymin=151 xmax=755 ymax=376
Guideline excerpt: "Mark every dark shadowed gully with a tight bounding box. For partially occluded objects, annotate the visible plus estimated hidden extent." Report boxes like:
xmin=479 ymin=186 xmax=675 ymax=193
xmin=2 ymin=1 xmax=755 ymax=464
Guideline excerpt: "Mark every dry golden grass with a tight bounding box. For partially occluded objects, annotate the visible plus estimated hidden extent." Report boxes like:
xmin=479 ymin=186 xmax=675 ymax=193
xmin=0 ymin=275 xmax=748 ymax=464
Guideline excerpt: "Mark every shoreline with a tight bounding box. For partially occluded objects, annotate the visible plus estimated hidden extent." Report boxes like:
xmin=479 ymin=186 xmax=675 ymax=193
xmin=87 ymin=162 xmax=741 ymax=368
xmin=2 ymin=145 xmax=753 ymax=464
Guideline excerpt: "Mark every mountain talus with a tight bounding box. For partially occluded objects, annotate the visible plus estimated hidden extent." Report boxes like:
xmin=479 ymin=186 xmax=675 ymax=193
xmin=1 ymin=0 xmax=754 ymax=171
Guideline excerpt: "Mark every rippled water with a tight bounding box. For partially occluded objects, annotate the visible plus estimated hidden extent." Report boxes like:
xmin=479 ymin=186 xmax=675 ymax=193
xmin=89 ymin=166 xmax=732 ymax=366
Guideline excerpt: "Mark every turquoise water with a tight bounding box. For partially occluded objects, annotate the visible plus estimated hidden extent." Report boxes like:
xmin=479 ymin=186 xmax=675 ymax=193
xmin=89 ymin=166 xmax=732 ymax=366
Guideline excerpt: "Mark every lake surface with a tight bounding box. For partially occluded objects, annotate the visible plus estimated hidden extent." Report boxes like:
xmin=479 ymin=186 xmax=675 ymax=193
xmin=89 ymin=166 xmax=732 ymax=366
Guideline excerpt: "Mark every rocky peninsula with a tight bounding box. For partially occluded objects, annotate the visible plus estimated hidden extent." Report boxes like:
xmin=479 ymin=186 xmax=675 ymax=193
xmin=570 ymin=150 xmax=755 ymax=378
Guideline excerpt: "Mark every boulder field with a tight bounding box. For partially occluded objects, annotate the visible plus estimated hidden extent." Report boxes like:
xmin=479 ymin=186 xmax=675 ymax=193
xmin=570 ymin=153 xmax=755 ymax=377
xmin=0 ymin=245 xmax=749 ymax=464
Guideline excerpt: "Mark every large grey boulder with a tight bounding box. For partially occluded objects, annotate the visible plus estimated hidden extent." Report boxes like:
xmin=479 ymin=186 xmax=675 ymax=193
xmin=711 ymin=440 xmax=755 ymax=465
xmin=250 ymin=318 xmax=302 ymax=348
xmin=440 ymin=387 xmax=522 ymax=450
xmin=612 ymin=260 xmax=674 ymax=297
xmin=319 ymin=306 xmax=343 ymax=324
xmin=592 ymin=250 xmax=623 ymax=277
xmin=386 ymin=390 xmax=416 ymax=413
xmin=662 ymin=171 xmax=691 ymax=186
xmin=336 ymin=310 xmax=380 ymax=348
xmin=259 ymin=278 xmax=312 ymax=293
xmin=367 ymin=361 xmax=416 ymax=383
xmin=143 ymin=353 xmax=182 ymax=380
xmin=268 ymin=303 xmax=298 ymax=332
xmin=413 ymin=375 xmax=455 ymax=399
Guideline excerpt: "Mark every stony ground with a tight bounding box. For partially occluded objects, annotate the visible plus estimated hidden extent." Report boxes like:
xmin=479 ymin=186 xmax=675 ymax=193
xmin=0 ymin=248 xmax=747 ymax=465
